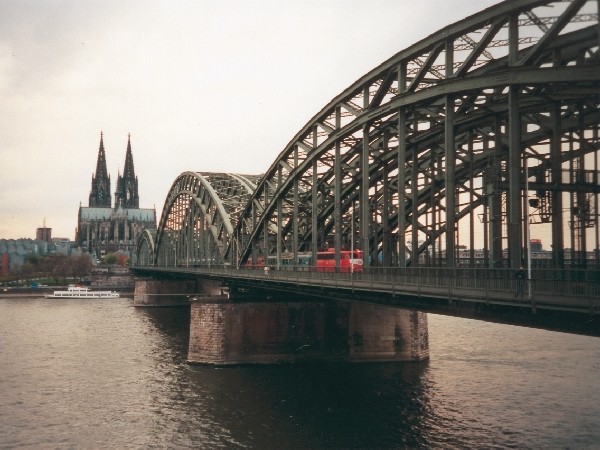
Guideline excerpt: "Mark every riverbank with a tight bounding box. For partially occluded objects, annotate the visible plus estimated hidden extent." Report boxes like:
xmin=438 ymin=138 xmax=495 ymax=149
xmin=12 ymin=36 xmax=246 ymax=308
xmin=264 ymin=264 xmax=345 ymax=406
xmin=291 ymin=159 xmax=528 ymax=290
xmin=0 ymin=291 xmax=47 ymax=299
xmin=1 ymin=286 xmax=133 ymax=299
xmin=1 ymin=287 xmax=49 ymax=298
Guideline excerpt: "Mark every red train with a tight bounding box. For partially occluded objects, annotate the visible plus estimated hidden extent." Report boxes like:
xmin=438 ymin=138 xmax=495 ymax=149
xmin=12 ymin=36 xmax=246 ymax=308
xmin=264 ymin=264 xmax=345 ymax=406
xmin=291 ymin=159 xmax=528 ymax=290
xmin=260 ymin=249 xmax=363 ymax=272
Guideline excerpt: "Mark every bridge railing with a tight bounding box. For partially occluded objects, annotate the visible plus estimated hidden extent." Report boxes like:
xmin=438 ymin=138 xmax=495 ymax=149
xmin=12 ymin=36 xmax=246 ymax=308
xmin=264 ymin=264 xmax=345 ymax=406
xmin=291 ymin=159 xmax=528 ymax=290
xmin=280 ymin=267 xmax=598 ymax=307
xmin=134 ymin=265 xmax=599 ymax=313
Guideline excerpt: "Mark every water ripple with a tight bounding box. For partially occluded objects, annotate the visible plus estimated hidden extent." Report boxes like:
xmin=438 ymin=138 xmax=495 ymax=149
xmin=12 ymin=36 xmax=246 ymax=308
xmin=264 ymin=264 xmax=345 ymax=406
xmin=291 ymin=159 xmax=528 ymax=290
xmin=0 ymin=298 xmax=598 ymax=448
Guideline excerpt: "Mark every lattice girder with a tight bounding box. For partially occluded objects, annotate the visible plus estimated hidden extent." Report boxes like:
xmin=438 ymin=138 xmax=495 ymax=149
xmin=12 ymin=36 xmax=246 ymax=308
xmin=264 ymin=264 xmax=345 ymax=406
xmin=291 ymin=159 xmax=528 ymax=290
xmin=154 ymin=172 xmax=258 ymax=266
xmin=138 ymin=0 xmax=599 ymax=270
xmin=232 ymin=0 xmax=598 ymax=268
xmin=136 ymin=229 xmax=156 ymax=266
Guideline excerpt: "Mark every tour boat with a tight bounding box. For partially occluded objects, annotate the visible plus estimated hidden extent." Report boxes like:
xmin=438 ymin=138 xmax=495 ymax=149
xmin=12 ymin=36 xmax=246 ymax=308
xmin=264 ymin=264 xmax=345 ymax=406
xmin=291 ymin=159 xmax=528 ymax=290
xmin=45 ymin=285 xmax=120 ymax=299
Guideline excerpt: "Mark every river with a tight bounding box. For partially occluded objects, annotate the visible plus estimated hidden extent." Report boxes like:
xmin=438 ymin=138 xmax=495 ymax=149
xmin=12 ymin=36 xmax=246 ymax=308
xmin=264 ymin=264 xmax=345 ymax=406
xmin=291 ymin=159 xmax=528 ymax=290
xmin=0 ymin=296 xmax=598 ymax=449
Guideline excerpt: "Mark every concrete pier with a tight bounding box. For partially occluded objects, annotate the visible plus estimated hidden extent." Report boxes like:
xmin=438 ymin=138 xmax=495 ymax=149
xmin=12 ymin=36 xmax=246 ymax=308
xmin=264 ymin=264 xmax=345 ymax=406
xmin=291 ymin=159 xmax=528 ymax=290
xmin=187 ymin=297 xmax=429 ymax=365
xmin=133 ymin=278 xmax=225 ymax=307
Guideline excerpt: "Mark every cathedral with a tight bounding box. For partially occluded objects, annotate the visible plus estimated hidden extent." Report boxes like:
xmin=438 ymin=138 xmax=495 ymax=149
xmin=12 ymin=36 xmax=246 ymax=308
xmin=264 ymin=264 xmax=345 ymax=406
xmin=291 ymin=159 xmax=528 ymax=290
xmin=76 ymin=133 xmax=156 ymax=261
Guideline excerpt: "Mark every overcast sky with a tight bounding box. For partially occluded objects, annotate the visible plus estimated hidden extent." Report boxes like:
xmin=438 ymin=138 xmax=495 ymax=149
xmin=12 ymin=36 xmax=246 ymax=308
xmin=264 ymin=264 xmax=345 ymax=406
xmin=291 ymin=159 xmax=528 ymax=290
xmin=0 ymin=0 xmax=500 ymax=240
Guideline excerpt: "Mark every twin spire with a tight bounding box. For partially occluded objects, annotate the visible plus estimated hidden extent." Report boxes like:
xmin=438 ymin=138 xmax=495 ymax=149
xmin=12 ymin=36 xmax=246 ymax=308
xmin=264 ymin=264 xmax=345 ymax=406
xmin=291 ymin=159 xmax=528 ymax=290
xmin=89 ymin=132 xmax=139 ymax=209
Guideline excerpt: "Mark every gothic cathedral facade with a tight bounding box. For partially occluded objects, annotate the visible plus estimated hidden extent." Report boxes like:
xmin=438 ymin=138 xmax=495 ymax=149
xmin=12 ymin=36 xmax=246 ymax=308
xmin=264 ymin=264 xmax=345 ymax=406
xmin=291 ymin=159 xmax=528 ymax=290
xmin=76 ymin=133 xmax=156 ymax=261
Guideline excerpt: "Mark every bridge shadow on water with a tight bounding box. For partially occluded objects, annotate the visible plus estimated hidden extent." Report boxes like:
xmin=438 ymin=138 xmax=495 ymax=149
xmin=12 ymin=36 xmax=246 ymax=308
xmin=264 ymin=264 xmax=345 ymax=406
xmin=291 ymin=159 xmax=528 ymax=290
xmin=129 ymin=301 xmax=599 ymax=448
xmin=133 ymin=302 xmax=439 ymax=448
xmin=134 ymin=304 xmax=191 ymax=361
xmin=214 ymin=362 xmax=433 ymax=449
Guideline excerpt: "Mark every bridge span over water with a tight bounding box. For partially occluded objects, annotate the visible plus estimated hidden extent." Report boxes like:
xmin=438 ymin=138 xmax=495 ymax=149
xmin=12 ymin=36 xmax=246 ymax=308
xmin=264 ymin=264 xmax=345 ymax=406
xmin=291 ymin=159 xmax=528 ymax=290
xmin=134 ymin=0 xmax=600 ymax=349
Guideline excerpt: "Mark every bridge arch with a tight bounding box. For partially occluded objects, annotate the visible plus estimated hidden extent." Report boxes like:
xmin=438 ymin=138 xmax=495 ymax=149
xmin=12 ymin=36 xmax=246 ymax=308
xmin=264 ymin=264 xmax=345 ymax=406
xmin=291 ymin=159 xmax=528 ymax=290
xmin=232 ymin=0 xmax=600 ymax=269
xmin=140 ymin=0 xmax=599 ymax=271
xmin=136 ymin=229 xmax=156 ymax=266
xmin=153 ymin=172 xmax=260 ymax=267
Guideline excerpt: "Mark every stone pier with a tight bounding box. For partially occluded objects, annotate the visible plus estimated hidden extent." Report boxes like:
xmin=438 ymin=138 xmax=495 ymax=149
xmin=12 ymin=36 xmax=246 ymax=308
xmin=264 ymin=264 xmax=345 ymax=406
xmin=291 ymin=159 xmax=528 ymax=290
xmin=348 ymin=302 xmax=429 ymax=362
xmin=187 ymin=297 xmax=429 ymax=365
xmin=133 ymin=278 xmax=224 ymax=307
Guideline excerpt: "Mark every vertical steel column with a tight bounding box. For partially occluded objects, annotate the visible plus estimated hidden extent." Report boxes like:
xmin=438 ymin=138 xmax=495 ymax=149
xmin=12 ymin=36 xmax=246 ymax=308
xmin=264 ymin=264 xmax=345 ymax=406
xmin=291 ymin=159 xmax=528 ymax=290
xmin=361 ymin=123 xmax=371 ymax=268
xmin=251 ymin=200 xmax=257 ymax=265
xmin=430 ymin=148 xmax=437 ymax=266
xmin=164 ymin=227 xmax=168 ymax=266
xmin=181 ymin=205 xmax=186 ymax=266
xmin=187 ymin=206 xmax=192 ymax=267
xmin=469 ymin=134 xmax=475 ymax=267
xmin=206 ymin=216 xmax=212 ymax=267
xmin=551 ymin=103 xmax=564 ymax=268
xmin=293 ymin=145 xmax=299 ymax=265
xmin=482 ymin=137 xmax=489 ymax=266
xmin=173 ymin=227 xmax=177 ymax=267
xmin=193 ymin=214 xmax=199 ymax=266
xmin=445 ymin=37 xmax=456 ymax=267
xmin=522 ymin=157 xmax=529 ymax=266
xmin=361 ymin=85 xmax=371 ymax=267
xmin=569 ymin=136 xmax=576 ymax=263
xmin=276 ymin=165 xmax=282 ymax=269
xmin=239 ymin=221 xmax=245 ymax=265
xmin=397 ymin=61 xmax=407 ymax=267
xmin=490 ymin=116 xmax=504 ymax=267
xmin=437 ymin=155 xmax=444 ymax=263
xmin=382 ymin=132 xmax=391 ymax=267
xmin=595 ymin=124 xmax=599 ymax=268
xmin=157 ymin=234 xmax=161 ymax=266
xmin=192 ymin=208 xmax=197 ymax=266
xmin=312 ymin=126 xmax=319 ymax=266
xmin=578 ymin=107 xmax=587 ymax=266
xmin=180 ymin=201 xmax=185 ymax=266
xmin=334 ymin=106 xmax=342 ymax=270
xmin=507 ymin=13 xmax=522 ymax=269
xmin=445 ymin=95 xmax=456 ymax=267
xmin=199 ymin=215 xmax=205 ymax=265
xmin=508 ymin=85 xmax=522 ymax=269
xmin=412 ymin=143 xmax=419 ymax=266
xmin=175 ymin=201 xmax=180 ymax=266
xmin=191 ymin=180 xmax=197 ymax=266
xmin=263 ymin=188 xmax=269 ymax=261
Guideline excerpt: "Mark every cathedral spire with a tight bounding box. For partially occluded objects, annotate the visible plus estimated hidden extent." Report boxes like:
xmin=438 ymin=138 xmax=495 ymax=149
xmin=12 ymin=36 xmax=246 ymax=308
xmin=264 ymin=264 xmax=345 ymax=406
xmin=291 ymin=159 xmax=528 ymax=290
xmin=89 ymin=131 xmax=111 ymax=207
xmin=114 ymin=133 xmax=139 ymax=209
xmin=96 ymin=132 xmax=109 ymax=178
xmin=123 ymin=133 xmax=135 ymax=179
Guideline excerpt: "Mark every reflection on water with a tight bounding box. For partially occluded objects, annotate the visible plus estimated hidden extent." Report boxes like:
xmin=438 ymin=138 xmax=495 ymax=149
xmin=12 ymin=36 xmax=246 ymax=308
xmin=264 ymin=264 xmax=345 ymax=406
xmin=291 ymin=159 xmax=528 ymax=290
xmin=0 ymin=297 xmax=598 ymax=449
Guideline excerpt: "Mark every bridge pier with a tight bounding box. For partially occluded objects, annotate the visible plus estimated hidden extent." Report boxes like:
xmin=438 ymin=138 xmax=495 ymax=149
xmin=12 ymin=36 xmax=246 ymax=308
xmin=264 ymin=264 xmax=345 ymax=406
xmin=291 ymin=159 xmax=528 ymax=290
xmin=349 ymin=302 xmax=429 ymax=362
xmin=133 ymin=278 xmax=223 ymax=306
xmin=187 ymin=298 xmax=429 ymax=365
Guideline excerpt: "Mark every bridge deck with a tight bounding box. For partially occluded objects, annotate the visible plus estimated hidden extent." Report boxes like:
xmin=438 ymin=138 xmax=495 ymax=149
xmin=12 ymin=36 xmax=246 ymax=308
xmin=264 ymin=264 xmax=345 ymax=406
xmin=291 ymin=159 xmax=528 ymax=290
xmin=131 ymin=266 xmax=600 ymax=336
xmin=132 ymin=266 xmax=599 ymax=314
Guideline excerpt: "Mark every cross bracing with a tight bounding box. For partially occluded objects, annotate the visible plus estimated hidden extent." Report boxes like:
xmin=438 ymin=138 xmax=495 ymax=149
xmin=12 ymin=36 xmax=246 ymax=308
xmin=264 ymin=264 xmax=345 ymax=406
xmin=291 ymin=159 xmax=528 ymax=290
xmin=141 ymin=172 xmax=260 ymax=267
xmin=141 ymin=0 xmax=600 ymax=270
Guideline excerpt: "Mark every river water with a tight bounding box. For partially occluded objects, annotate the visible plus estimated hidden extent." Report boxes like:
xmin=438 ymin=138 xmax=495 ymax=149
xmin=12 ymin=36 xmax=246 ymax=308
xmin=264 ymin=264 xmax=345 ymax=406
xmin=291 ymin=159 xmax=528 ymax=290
xmin=0 ymin=296 xmax=598 ymax=449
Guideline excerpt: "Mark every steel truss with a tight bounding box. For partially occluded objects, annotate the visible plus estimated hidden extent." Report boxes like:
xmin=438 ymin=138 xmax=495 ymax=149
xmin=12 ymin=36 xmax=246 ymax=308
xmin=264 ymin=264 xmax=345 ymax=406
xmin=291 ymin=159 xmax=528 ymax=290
xmin=145 ymin=0 xmax=600 ymax=270
xmin=150 ymin=172 xmax=260 ymax=267
xmin=136 ymin=229 xmax=156 ymax=266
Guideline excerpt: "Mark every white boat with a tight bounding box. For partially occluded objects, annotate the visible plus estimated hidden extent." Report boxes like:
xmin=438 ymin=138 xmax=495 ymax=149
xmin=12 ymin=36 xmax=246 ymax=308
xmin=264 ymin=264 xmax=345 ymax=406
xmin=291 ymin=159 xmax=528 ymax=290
xmin=45 ymin=285 xmax=120 ymax=299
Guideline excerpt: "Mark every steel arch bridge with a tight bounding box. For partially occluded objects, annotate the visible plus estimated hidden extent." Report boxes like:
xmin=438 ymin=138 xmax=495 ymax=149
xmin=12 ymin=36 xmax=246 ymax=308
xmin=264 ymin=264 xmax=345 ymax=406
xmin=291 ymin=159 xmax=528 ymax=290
xmin=138 ymin=0 xmax=600 ymax=271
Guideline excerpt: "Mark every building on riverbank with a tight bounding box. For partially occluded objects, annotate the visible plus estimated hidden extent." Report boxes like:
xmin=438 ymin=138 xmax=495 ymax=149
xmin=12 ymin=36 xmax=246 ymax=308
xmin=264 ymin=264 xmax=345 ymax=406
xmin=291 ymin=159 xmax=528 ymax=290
xmin=0 ymin=237 xmax=84 ymax=275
